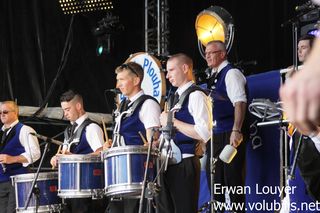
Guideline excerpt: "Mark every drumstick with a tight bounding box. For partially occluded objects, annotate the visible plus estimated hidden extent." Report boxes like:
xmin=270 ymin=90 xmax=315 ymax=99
xmin=52 ymin=145 xmax=61 ymax=170
xmin=138 ymin=131 xmax=148 ymax=145
xmin=101 ymin=116 xmax=109 ymax=143
xmin=164 ymin=101 xmax=168 ymax=112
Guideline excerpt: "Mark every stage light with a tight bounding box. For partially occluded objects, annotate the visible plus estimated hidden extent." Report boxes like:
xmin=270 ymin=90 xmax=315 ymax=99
xmin=96 ymin=35 xmax=111 ymax=56
xmin=59 ymin=0 xmax=113 ymax=15
xmin=195 ymin=6 xmax=234 ymax=58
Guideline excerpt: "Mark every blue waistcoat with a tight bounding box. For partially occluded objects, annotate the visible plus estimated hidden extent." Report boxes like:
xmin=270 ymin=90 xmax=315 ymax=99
xmin=70 ymin=129 xmax=94 ymax=154
xmin=212 ymin=64 xmax=235 ymax=133
xmin=0 ymin=123 xmax=28 ymax=182
xmin=120 ymin=103 xmax=146 ymax=145
xmin=174 ymin=92 xmax=196 ymax=154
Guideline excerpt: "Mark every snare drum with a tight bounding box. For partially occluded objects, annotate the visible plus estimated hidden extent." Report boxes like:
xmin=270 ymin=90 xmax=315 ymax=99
xmin=102 ymin=145 xmax=158 ymax=198
xmin=11 ymin=172 xmax=62 ymax=213
xmin=57 ymin=154 xmax=104 ymax=199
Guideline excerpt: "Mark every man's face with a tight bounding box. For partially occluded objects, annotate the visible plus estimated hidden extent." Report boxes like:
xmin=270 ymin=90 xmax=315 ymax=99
xmin=166 ymin=59 xmax=186 ymax=88
xmin=205 ymin=43 xmax=225 ymax=68
xmin=298 ymin=39 xmax=311 ymax=63
xmin=116 ymin=69 xmax=137 ymax=97
xmin=61 ymin=100 xmax=80 ymax=122
xmin=0 ymin=103 xmax=18 ymax=126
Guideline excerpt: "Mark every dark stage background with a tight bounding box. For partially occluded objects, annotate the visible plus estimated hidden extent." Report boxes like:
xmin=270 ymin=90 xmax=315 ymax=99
xmin=0 ymin=0 xmax=307 ymax=163
xmin=0 ymin=0 xmax=305 ymax=112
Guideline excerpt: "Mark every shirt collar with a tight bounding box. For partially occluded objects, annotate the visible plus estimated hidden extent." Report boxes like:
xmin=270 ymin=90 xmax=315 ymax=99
xmin=72 ymin=113 xmax=88 ymax=127
xmin=127 ymin=90 xmax=144 ymax=105
xmin=212 ymin=60 xmax=229 ymax=75
xmin=1 ymin=120 xmax=18 ymax=131
xmin=176 ymin=81 xmax=194 ymax=96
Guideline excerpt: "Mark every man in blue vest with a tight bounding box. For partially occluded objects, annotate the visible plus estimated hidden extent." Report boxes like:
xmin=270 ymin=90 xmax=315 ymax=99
xmin=205 ymin=40 xmax=247 ymax=211
xmin=106 ymin=62 xmax=161 ymax=213
xmin=0 ymin=101 xmax=41 ymax=212
xmin=156 ymin=53 xmax=212 ymax=213
xmin=50 ymin=90 xmax=105 ymax=213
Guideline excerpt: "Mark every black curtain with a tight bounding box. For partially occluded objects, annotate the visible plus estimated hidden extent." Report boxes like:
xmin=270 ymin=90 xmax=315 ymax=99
xmin=0 ymin=0 xmax=304 ymax=111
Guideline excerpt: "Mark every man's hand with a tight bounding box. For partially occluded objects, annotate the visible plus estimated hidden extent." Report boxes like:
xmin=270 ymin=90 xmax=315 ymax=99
xmin=229 ymin=131 xmax=243 ymax=147
xmin=0 ymin=154 xmax=16 ymax=164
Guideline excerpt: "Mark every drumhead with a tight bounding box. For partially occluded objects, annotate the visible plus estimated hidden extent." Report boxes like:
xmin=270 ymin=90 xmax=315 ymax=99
xmin=125 ymin=52 xmax=166 ymax=108
xmin=57 ymin=154 xmax=102 ymax=163
xmin=11 ymin=172 xmax=58 ymax=182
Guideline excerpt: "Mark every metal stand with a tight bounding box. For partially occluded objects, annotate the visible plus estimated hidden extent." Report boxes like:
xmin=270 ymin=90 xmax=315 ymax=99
xmin=24 ymin=142 xmax=50 ymax=211
xmin=139 ymin=129 xmax=157 ymax=213
xmin=288 ymin=134 xmax=303 ymax=180
xmin=24 ymin=136 xmax=63 ymax=212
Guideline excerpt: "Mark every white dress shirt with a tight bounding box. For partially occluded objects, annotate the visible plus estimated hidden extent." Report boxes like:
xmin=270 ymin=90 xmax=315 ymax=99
xmin=175 ymin=81 xmax=212 ymax=142
xmin=128 ymin=90 xmax=161 ymax=129
xmin=63 ymin=113 xmax=104 ymax=152
xmin=2 ymin=120 xmax=41 ymax=167
xmin=211 ymin=60 xmax=247 ymax=105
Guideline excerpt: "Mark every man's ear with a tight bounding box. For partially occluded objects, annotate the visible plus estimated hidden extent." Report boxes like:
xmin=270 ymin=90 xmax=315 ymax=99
xmin=76 ymin=102 xmax=82 ymax=111
xmin=133 ymin=76 xmax=141 ymax=86
xmin=182 ymin=64 xmax=189 ymax=74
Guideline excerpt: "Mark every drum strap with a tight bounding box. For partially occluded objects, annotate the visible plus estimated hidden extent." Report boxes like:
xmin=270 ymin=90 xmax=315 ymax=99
xmin=124 ymin=95 xmax=158 ymax=118
xmin=64 ymin=118 xmax=95 ymax=145
xmin=174 ymin=85 xmax=208 ymax=110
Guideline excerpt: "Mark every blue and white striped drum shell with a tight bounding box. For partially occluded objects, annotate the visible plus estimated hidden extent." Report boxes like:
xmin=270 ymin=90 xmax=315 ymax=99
xmin=11 ymin=172 xmax=62 ymax=213
xmin=102 ymin=145 xmax=158 ymax=198
xmin=57 ymin=154 xmax=104 ymax=199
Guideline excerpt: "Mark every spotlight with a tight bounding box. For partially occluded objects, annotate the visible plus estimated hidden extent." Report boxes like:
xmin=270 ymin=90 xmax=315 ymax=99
xmin=59 ymin=0 xmax=113 ymax=15
xmin=195 ymin=6 xmax=235 ymax=58
xmin=93 ymin=13 xmax=123 ymax=56
xmin=96 ymin=35 xmax=111 ymax=56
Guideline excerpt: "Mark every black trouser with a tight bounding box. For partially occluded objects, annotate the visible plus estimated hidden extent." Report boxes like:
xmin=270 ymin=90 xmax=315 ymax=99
xmin=206 ymin=131 xmax=246 ymax=212
xmin=298 ymin=137 xmax=320 ymax=202
xmin=0 ymin=181 xmax=15 ymax=213
xmin=106 ymin=199 xmax=140 ymax=213
xmin=64 ymin=197 xmax=107 ymax=213
xmin=156 ymin=156 xmax=200 ymax=213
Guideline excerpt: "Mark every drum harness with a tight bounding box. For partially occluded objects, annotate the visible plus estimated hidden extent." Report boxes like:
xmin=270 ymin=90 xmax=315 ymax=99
xmin=112 ymin=95 xmax=157 ymax=147
xmin=159 ymin=85 xmax=207 ymax=171
xmin=63 ymin=119 xmax=94 ymax=152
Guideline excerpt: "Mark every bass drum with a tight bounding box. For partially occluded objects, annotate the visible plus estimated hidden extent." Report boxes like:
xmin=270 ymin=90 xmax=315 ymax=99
xmin=125 ymin=52 xmax=166 ymax=109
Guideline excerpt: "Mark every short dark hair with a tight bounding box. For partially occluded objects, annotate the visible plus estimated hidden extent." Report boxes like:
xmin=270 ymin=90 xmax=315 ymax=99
xmin=206 ymin=40 xmax=227 ymax=52
xmin=298 ymin=34 xmax=315 ymax=48
xmin=168 ymin=53 xmax=193 ymax=70
xmin=115 ymin=62 xmax=144 ymax=80
xmin=60 ymin=90 xmax=83 ymax=104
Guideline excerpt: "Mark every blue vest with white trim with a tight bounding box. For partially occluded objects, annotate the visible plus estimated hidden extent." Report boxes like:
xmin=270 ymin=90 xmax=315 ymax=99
xmin=212 ymin=64 xmax=235 ymax=133
xmin=120 ymin=101 xmax=146 ymax=146
xmin=0 ymin=123 xmax=28 ymax=182
xmin=173 ymin=90 xmax=197 ymax=154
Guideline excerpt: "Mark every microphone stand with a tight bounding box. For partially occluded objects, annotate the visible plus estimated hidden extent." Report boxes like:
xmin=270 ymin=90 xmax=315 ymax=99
xmin=24 ymin=135 xmax=63 ymax=212
xmin=206 ymin=88 xmax=219 ymax=213
xmin=288 ymin=134 xmax=303 ymax=180
xmin=138 ymin=129 xmax=157 ymax=213
xmin=24 ymin=141 xmax=51 ymax=211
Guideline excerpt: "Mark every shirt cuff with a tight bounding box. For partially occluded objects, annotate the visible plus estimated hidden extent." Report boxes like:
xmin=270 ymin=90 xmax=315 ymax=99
xmin=20 ymin=153 xmax=32 ymax=167
xmin=194 ymin=125 xmax=211 ymax=142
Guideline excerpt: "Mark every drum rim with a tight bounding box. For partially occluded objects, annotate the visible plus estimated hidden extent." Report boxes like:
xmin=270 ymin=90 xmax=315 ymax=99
xmin=11 ymin=172 xmax=58 ymax=182
xmin=57 ymin=154 xmax=102 ymax=162
xmin=102 ymin=145 xmax=158 ymax=157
